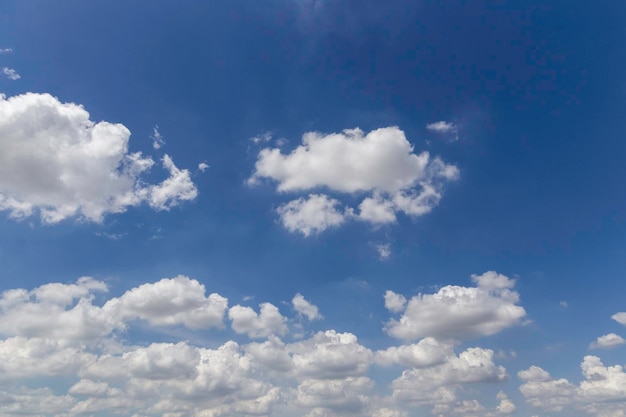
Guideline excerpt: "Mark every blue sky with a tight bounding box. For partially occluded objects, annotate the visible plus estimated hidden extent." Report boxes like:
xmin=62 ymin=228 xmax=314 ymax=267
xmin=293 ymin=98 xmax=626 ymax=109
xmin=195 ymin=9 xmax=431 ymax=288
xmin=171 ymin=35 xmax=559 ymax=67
xmin=1 ymin=1 xmax=626 ymax=416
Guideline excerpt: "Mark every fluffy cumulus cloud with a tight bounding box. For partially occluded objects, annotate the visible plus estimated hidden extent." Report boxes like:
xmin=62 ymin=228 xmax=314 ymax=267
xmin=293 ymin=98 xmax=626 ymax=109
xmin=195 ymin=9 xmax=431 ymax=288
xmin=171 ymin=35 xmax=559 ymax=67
xmin=519 ymin=356 xmax=626 ymax=416
xmin=229 ymin=302 xmax=288 ymax=338
xmin=249 ymin=127 xmax=458 ymax=235
xmin=0 ymin=93 xmax=198 ymax=223
xmin=292 ymin=293 xmax=322 ymax=320
xmin=0 ymin=272 xmax=538 ymax=417
xmin=277 ymin=194 xmax=350 ymax=236
xmin=612 ymin=312 xmax=626 ymax=326
xmin=391 ymin=347 xmax=507 ymax=413
xmin=589 ymin=333 xmax=626 ymax=350
xmin=384 ymin=271 xmax=526 ymax=341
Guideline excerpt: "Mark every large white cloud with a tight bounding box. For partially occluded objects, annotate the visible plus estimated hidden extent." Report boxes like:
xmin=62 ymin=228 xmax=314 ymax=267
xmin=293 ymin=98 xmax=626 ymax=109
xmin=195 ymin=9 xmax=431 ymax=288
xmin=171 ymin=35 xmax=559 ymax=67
xmin=229 ymin=302 xmax=288 ymax=338
xmin=384 ymin=271 xmax=526 ymax=341
xmin=589 ymin=333 xmax=626 ymax=350
xmin=0 ymin=93 xmax=198 ymax=223
xmin=391 ymin=347 xmax=507 ymax=412
xmin=249 ymin=127 xmax=458 ymax=235
xmin=519 ymin=356 xmax=626 ymax=416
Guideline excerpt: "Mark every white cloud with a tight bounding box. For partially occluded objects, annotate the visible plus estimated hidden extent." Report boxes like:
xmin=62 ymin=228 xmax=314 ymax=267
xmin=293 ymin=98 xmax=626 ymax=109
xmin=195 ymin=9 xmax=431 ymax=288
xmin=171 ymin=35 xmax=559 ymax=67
xmin=375 ymin=337 xmax=451 ymax=368
xmin=589 ymin=333 xmax=625 ymax=350
xmin=377 ymin=243 xmax=392 ymax=260
xmin=426 ymin=121 xmax=457 ymax=135
xmin=384 ymin=271 xmax=526 ymax=341
xmin=229 ymin=302 xmax=288 ymax=338
xmin=612 ymin=312 xmax=626 ymax=326
xmin=277 ymin=194 xmax=350 ymax=236
xmin=290 ymin=331 xmax=373 ymax=379
xmin=496 ymin=391 xmax=516 ymax=414
xmin=295 ymin=376 xmax=374 ymax=415
xmin=0 ymin=48 xmax=13 ymax=54
xmin=519 ymin=356 xmax=626 ymax=415
xmin=198 ymin=162 xmax=210 ymax=172
xmin=151 ymin=125 xmax=165 ymax=149
xmin=0 ymin=93 xmax=198 ymax=223
xmin=108 ymin=275 xmax=228 ymax=329
xmin=391 ymin=347 xmax=507 ymax=411
xmin=383 ymin=290 xmax=407 ymax=313
xmin=2 ymin=67 xmax=20 ymax=80
xmin=292 ymin=293 xmax=322 ymax=320
xmin=249 ymin=127 xmax=458 ymax=235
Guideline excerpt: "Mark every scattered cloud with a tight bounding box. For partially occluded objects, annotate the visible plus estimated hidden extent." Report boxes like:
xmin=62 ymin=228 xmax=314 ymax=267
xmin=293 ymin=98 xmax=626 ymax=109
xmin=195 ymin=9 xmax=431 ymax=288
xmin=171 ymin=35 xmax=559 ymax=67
xmin=292 ymin=293 xmax=322 ymax=320
xmin=426 ymin=121 xmax=458 ymax=141
xmin=377 ymin=243 xmax=392 ymax=260
xmin=250 ymin=131 xmax=273 ymax=144
xmin=249 ymin=127 xmax=458 ymax=235
xmin=151 ymin=125 xmax=165 ymax=149
xmin=0 ymin=93 xmax=198 ymax=223
xmin=589 ymin=333 xmax=625 ymax=350
xmin=0 ymin=48 xmax=13 ymax=54
xmin=2 ymin=67 xmax=20 ymax=80
xmin=229 ymin=302 xmax=288 ymax=338
xmin=198 ymin=162 xmax=210 ymax=172
xmin=384 ymin=290 xmax=407 ymax=313
xmin=384 ymin=271 xmax=526 ymax=341
xmin=612 ymin=312 xmax=626 ymax=326
xmin=276 ymin=193 xmax=350 ymax=236
xmin=519 ymin=356 xmax=626 ymax=416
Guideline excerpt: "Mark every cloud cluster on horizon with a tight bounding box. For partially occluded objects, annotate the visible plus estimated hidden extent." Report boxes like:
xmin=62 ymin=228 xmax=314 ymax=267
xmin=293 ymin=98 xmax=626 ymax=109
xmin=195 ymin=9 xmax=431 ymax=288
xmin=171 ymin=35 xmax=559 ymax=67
xmin=249 ymin=127 xmax=459 ymax=236
xmin=0 ymin=271 xmax=623 ymax=417
xmin=0 ymin=93 xmax=198 ymax=223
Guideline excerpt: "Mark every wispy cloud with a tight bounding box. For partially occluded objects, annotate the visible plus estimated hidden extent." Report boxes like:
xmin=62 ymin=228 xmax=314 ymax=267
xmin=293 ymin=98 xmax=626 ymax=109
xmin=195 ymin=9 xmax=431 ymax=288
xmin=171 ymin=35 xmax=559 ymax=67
xmin=0 ymin=48 xmax=13 ymax=54
xmin=2 ymin=67 xmax=20 ymax=80
xmin=426 ymin=120 xmax=458 ymax=141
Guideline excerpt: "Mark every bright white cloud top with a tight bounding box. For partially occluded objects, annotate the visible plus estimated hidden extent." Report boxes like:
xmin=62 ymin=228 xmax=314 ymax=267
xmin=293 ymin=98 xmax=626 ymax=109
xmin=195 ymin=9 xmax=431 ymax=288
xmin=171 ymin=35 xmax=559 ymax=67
xmin=384 ymin=271 xmax=526 ymax=341
xmin=249 ymin=127 xmax=459 ymax=235
xmin=0 ymin=93 xmax=198 ymax=223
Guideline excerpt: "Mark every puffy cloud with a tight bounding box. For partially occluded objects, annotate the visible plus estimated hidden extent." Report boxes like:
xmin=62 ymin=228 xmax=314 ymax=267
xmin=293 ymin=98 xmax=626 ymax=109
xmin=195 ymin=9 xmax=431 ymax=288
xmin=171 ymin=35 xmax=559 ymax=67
xmin=290 ymin=331 xmax=373 ymax=380
xmin=0 ymin=276 xmax=227 ymax=343
xmin=589 ymin=333 xmax=625 ymax=350
xmin=0 ymin=388 xmax=75 ymax=417
xmin=0 ymin=93 xmax=197 ymax=223
xmin=295 ymin=377 xmax=374 ymax=416
xmin=229 ymin=303 xmax=288 ymax=338
xmin=384 ymin=290 xmax=407 ymax=313
xmin=377 ymin=243 xmax=392 ymax=260
xmin=249 ymin=127 xmax=458 ymax=235
xmin=0 ymin=277 xmax=117 ymax=341
xmin=277 ymin=194 xmax=350 ymax=236
xmin=108 ymin=275 xmax=228 ymax=329
xmin=375 ymin=337 xmax=451 ymax=368
xmin=519 ymin=356 xmax=626 ymax=415
xmin=2 ymin=67 xmax=20 ymax=80
xmin=292 ymin=293 xmax=322 ymax=320
xmin=384 ymin=271 xmax=526 ymax=341
xmin=426 ymin=121 xmax=457 ymax=134
xmin=612 ymin=312 xmax=626 ymax=326
xmin=391 ymin=347 xmax=507 ymax=410
xmin=198 ymin=162 xmax=210 ymax=172
xmin=495 ymin=391 xmax=516 ymax=414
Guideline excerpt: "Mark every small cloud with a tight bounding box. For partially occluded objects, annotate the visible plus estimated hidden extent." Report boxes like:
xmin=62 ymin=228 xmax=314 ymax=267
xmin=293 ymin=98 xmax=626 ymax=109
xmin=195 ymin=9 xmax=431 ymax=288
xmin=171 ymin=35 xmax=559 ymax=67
xmin=292 ymin=293 xmax=322 ymax=321
xmin=426 ymin=121 xmax=458 ymax=141
xmin=2 ymin=67 xmax=20 ymax=80
xmin=198 ymin=162 xmax=210 ymax=172
xmin=151 ymin=126 xmax=165 ymax=150
xmin=242 ymin=295 xmax=254 ymax=302
xmin=95 ymin=232 xmax=126 ymax=240
xmin=612 ymin=312 xmax=626 ymax=325
xmin=275 ymin=137 xmax=288 ymax=147
xmin=0 ymin=48 xmax=13 ymax=54
xmin=560 ymin=301 xmax=568 ymax=308
xmin=376 ymin=243 xmax=391 ymax=260
xmin=589 ymin=333 xmax=625 ymax=350
xmin=250 ymin=131 xmax=273 ymax=144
